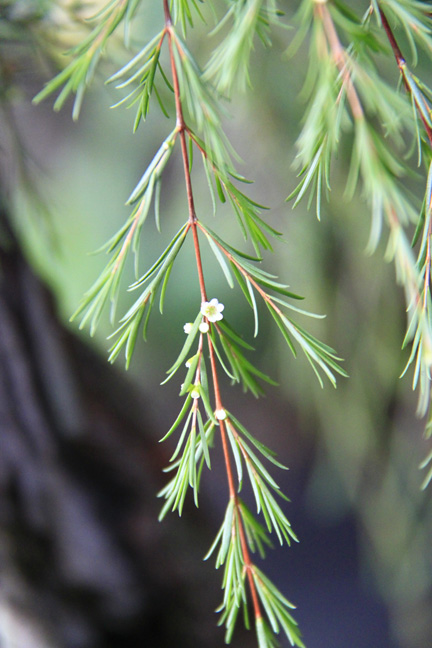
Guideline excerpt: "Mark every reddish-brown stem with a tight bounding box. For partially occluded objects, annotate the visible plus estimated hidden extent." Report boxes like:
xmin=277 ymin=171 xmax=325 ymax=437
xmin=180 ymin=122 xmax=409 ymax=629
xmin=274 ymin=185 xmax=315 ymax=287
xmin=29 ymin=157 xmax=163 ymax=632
xmin=162 ymin=0 xmax=262 ymax=623
xmin=318 ymin=3 xmax=432 ymax=314
xmin=316 ymin=2 xmax=364 ymax=121
xmin=379 ymin=6 xmax=406 ymax=67
xmin=379 ymin=6 xmax=432 ymax=147
xmin=163 ymin=0 xmax=206 ymax=302
xmin=237 ymin=505 xmax=262 ymax=618
xmin=207 ymin=337 xmax=262 ymax=620
xmin=377 ymin=5 xmax=432 ymax=308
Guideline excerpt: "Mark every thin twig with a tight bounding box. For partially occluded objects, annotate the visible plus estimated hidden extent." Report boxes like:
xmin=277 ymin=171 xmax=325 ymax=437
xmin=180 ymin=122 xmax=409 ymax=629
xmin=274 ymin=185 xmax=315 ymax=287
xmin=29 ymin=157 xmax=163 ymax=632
xmin=379 ymin=6 xmax=432 ymax=146
xmin=163 ymin=0 xmax=263 ymax=623
xmin=316 ymin=2 xmax=364 ymax=121
xmin=378 ymin=5 xmax=432 ymax=331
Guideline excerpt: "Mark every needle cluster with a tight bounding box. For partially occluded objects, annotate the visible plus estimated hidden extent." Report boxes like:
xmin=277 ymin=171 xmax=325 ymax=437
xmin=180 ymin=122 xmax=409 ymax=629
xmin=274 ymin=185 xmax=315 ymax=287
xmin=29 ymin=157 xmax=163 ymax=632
xmin=288 ymin=0 xmax=432 ymax=488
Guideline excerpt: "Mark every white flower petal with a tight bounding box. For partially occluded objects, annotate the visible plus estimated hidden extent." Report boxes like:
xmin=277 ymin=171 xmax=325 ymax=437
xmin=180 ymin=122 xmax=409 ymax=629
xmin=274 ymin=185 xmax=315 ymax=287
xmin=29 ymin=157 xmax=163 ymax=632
xmin=215 ymin=408 xmax=227 ymax=420
xmin=201 ymin=298 xmax=225 ymax=323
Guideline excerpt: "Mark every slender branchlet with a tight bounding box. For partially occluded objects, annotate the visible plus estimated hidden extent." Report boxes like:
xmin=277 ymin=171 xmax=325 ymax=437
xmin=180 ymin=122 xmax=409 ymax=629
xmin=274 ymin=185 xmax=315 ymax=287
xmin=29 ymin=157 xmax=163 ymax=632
xmin=376 ymin=3 xmax=432 ymax=486
xmin=33 ymin=0 xmax=348 ymax=645
xmin=379 ymin=7 xmax=432 ymax=146
xmin=315 ymin=1 xmax=364 ymax=121
xmin=288 ymin=0 xmax=432 ymax=486
xmin=163 ymin=0 xmax=264 ymax=628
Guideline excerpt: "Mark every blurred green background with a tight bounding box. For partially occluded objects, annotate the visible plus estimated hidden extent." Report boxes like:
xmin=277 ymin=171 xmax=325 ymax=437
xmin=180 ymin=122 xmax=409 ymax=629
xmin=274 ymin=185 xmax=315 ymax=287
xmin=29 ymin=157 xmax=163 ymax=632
xmin=5 ymin=1 xmax=432 ymax=646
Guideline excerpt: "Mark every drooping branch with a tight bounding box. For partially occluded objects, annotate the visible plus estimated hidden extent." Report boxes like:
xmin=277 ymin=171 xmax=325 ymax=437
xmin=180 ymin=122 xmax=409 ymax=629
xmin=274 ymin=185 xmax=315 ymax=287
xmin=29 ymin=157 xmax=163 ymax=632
xmin=162 ymin=0 xmax=263 ymax=625
xmin=378 ymin=5 xmax=432 ymax=146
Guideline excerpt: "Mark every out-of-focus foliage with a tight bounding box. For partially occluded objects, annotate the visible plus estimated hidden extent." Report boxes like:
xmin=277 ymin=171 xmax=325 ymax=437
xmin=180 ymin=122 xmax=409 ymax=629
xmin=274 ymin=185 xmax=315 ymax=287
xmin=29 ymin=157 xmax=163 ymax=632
xmin=2 ymin=1 xmax=432 ymax=647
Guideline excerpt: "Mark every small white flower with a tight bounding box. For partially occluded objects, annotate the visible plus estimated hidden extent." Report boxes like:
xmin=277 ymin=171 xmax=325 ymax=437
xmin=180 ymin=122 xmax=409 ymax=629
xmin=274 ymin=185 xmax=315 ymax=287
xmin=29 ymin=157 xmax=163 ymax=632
xmin=201 ymin=298 xmax=224 ymax=323
xmin=215 ymin=408 xmax=227 ymax=421
xmin=183 ymin=322 xmax=193 ymax=334
xmin=199 ymin=321 xmax=209 ymax=334
xmin=190 ymin=387 xmax=201 ymax=399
